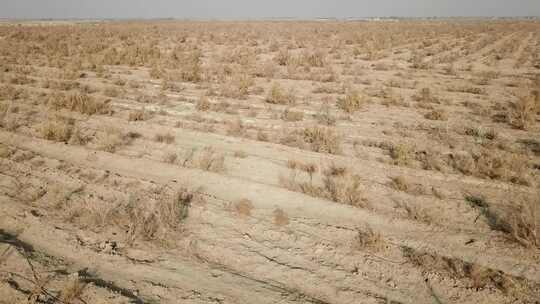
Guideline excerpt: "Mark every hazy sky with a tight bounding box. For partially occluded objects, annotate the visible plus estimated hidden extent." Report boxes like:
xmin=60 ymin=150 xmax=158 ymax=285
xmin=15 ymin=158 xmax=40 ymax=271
xmin=1 ymin=0 xmax=539 ymax=19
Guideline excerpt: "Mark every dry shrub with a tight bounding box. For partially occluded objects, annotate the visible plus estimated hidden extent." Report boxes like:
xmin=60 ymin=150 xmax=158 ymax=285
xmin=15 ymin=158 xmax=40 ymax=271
xmin=48 ymin=92 xmax=111 ymax=115
xmin=424 ymin=108 xmax=448 ymax=121
xmin=280 ymin=162 xmax=365 ymax=207
xmin=302 ymin=126 xmax=341 ymax=154
xmin=266 ymin=82 xmax=295 ymax=105
xmin=154 ymin=132 xmax=175 ymax=144
xmin=337 ymin=90 xmax=365 ymax=113
xmin=40 ymin=115 xmax=75 ymax=142
xmin=281 ymin=108 xmax=304 ymax=122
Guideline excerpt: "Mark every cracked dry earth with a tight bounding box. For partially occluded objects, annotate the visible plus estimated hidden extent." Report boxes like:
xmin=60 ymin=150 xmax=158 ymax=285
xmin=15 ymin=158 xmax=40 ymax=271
xmin=1 ymin=20 xmax=540 ymax=303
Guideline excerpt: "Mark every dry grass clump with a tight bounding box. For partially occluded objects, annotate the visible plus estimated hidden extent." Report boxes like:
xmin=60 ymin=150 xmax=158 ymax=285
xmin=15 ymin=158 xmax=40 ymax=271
xmin=281 ymin=108 xmax=304 ymax=122
xmin=337 ymin=90 xmax=365 ymax=113
xmin=266 ymin=82 xmax=295 ymax=105
xmin=154 ymin=132 xmax=176 ymax=144
xmin=40 ymin=115 xmax=75 ymax=142
xmin=302 ymin=126 xmax=341 ymax=154
xmin=48 ymin=92 xmax=111 ymax=115
xmin=280 ymin=162 xmax=365 ymax=207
